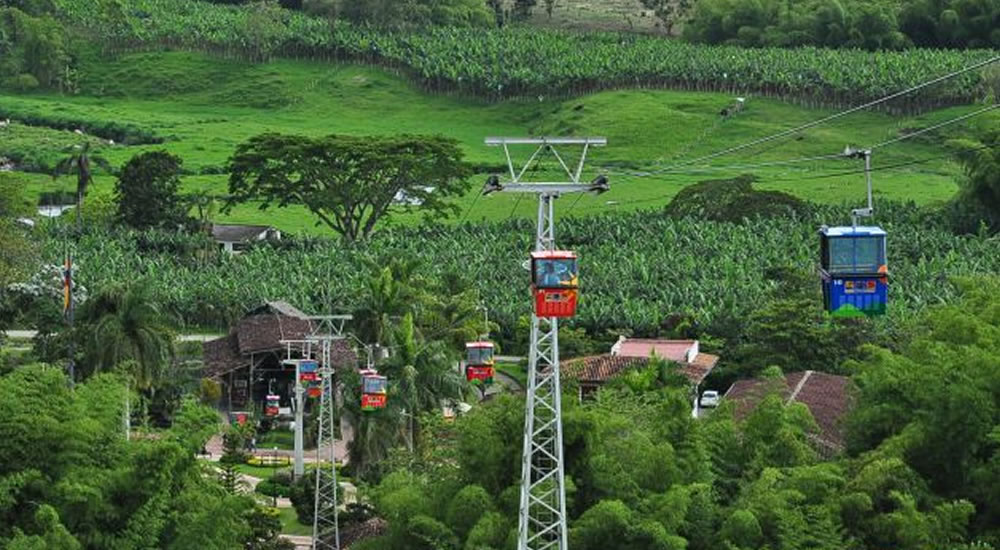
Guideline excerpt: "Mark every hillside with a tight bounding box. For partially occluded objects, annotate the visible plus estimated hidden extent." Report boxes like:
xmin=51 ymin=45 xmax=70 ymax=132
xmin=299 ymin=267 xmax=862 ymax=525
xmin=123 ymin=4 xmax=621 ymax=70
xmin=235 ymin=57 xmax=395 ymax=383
xmin=1 ymin=49 xmax=980 ymax=234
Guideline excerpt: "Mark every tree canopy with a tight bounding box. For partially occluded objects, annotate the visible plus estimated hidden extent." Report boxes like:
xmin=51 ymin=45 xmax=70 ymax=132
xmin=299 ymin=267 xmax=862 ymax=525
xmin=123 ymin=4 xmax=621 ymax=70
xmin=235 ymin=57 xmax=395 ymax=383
xmin=115 ymin=150 xmax=188 ymax=230
xmin=226 ymin=133 xmax=472 ymax=241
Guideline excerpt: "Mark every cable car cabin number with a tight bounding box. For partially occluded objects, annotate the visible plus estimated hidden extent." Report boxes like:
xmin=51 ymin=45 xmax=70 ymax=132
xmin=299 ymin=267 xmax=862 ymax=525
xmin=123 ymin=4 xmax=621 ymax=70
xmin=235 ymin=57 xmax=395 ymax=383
xmin=531 ymin=251 xmax=579 ymax=318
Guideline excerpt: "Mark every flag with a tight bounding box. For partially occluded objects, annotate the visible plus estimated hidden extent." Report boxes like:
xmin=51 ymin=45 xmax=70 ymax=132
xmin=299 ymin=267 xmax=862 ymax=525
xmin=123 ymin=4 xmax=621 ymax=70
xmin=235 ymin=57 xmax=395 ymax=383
xmin=63 ymin=254 xmax=72 ymax=316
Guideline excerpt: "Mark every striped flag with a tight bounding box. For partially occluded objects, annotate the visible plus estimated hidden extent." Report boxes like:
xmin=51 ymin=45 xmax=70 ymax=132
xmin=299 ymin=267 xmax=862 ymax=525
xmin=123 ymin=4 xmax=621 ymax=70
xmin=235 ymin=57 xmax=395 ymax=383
xmin=63 ymin=254 xmax=72 ymax=316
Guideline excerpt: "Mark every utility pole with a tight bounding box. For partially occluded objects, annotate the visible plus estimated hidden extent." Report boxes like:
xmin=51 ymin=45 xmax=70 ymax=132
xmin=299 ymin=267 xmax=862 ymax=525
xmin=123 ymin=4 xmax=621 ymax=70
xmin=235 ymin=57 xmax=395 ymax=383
xmin=484 ymin=136 xmax=608 ymax=550
xmin=308 ymin=315 xmax=352 ymax=550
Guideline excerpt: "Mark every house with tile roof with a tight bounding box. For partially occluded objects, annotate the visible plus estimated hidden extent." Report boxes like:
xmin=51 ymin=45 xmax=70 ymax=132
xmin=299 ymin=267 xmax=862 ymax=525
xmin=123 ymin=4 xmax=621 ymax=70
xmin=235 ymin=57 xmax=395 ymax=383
xmin=723 ymin=370 xmax=855 ymax=456
xmin=203 ymin=301 xmax=357 ymax=413
xmin=562 ymin=337 xmax=720 ymax=409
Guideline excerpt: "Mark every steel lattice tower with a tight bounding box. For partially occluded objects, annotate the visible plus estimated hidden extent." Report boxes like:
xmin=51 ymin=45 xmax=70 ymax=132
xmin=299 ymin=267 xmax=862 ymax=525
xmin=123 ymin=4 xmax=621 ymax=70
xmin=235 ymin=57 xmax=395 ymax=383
xmin=483 ymin=137 xmax=608 ymax=550
xmin=307 ymin=315 xmax=352 ymax=550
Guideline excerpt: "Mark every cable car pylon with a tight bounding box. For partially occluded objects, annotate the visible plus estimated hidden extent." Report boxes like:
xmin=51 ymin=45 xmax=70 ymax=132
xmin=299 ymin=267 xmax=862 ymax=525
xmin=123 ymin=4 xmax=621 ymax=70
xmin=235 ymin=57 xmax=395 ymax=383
xmin=306 ymin=315 xmax=352 ymax=550
xmin=484 ymin=136 xmax=609 ymax=550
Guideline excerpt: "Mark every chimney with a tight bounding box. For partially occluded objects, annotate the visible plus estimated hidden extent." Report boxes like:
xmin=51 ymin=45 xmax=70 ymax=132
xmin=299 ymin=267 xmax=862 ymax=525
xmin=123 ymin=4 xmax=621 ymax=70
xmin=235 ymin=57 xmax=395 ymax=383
xmin=610 ymin=335 xmax=627 ymax=356
xmin=686 ymin=341 xmax=699 ymax=363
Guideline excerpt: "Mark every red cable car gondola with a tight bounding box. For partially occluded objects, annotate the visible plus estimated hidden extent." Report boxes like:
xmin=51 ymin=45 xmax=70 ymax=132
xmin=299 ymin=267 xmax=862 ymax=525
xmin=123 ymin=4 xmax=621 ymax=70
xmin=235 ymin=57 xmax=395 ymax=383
xmin=360 ymin=369 xmax=388 ymax=411
xmin=465 ymin=341 xmax=495 ymax=385
xmin=265 ymin=394 xmax=280 ymax=417
xmin=531 ymin=251 xmax=579 ymax=318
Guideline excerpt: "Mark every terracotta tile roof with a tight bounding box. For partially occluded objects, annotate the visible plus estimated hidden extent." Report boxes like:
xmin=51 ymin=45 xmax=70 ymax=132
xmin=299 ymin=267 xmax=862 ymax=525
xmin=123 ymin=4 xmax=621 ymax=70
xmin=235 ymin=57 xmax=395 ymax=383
xmin=723 ymin=371 xmax=854 ymax=452
xmin=236 ymin=313 xmax=314 ymax=354
xmin=202 ymin=302 xmax=358 ymax=377
xmin=616 ymin=339 xmax=696 ymax=362
xmin=681 ymin=352 xmax=720 ymax=386
xmin=202 ymin=332 xmax=248 ymax=379
xmin=562 ymin=353 xmax=719 ymax=387
xmin=248 ymin=301 xmax=308 ymax=319
xmin=563 ymin=355 xmax=650 ymax=383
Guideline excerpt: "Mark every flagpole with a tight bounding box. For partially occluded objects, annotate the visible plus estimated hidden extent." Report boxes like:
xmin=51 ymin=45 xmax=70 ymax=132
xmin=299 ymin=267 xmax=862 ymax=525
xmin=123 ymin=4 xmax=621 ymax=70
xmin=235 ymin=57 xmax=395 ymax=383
xmin=64 ymin=250 xmax=75 ymax=388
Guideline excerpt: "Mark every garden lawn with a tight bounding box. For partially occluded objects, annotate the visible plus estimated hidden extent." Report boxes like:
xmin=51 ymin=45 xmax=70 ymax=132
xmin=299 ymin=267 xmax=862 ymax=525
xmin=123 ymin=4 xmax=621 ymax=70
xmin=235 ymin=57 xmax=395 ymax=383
xmin=277 ymin=506 xmax=313 ymax=536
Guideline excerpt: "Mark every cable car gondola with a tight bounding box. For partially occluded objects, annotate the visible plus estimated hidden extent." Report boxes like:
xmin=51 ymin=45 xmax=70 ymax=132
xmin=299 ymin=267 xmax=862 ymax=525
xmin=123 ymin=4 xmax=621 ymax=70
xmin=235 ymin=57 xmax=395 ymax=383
xmin=465 ymin=341 xmax=495 ymax=385
xmin=298 ymin=360 xmax=318 ymax=382
xmin=360 ymin=369 xmax=388 ymax=411
xmin=531 ymin=251 xmax=579 ymax=318
xmin=818 ymin=147 xmax=888 ymax=317
xmin=819 ymin=225 xmax=888 ymax=317
xmin=265 ymin=394 xmax=280 ymax=417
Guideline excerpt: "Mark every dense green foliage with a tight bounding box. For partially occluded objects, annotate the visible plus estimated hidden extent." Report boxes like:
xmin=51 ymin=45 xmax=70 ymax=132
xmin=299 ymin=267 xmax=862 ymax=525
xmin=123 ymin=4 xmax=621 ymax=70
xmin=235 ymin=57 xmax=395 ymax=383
xmin=0 ymin=103 xmax=162 ymax=145
xmin=0 ymin=366 xmax=263 ymax=548
xmin=685 ymin=0 xmax=902 ymax=49
xmin=946 ymin=115 xmax=1000 ymax=232
xmin=663 ymin=175 xmax=809 ymax=222
xmin=0 ymin=6 xmax=76 ymax=91
xmin=900 ymin=0 xmax=1000 ymax=49
xmin=40 ymin=199 xmax=1000 ymax=352
xmin=115 ymin=151 xmax=187 ymax=230
xmin=338 ymin=0 xmax=492 ymax=27
xmin=351 ymin=281 xmax=1000 ymax=549
xmin=684 ymin=0 xmax=1000 ymax=50
xmin=51 ymin=0 xmax=996 ymax=110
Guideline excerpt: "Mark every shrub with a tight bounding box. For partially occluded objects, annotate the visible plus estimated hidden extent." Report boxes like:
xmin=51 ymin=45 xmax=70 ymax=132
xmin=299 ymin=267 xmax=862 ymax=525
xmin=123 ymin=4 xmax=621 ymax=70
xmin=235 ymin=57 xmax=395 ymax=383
xmin=5 ymin=74 xmax=40 ymax=91
xmin=665 ymin=175 xmax=810 ymax=223
xmin=255 ymin=479 xmax=291 ymax=498
xmin=199 ymin=378 xmax=222 ymax=406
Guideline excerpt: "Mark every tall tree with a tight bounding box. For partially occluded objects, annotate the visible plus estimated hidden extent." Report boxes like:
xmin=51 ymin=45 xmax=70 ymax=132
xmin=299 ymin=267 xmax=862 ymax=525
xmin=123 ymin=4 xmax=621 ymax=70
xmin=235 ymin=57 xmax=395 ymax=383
xmin=115 ymin=151 xmax=188 ymax=230
xmin=948 ymin=120 xmax=1000 ymax=232
xmin=78 ymin=281 xmax=176 ymax=390
xmin=639 ymin=0 xmax=693 ymax=34
xmin=226 ymin=133 xmax=471 ymax=241
xmin=52 ymin=142 xmax=112 ymax=231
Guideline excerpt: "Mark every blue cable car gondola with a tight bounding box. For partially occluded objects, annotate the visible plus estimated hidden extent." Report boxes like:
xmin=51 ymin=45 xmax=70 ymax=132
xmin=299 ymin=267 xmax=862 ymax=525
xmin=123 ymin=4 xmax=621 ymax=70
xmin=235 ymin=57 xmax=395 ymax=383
xmin=818 ymin=147 xmax=889 ymax=317
xmin=819 ymin=225 xmax=888 ymax=317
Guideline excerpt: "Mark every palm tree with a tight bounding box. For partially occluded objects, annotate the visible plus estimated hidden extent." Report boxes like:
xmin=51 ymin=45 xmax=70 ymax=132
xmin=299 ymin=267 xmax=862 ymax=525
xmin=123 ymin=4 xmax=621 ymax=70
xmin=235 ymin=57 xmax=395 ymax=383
xmin=53 ymin=142 xmax=113 ymax=231
xmin=79 ymin=281 xmax=176 ymax=391
xmin=384 ymin=313 xmax=466 ymax=452
xmin=353 ymin=257 xmax=427 ymax=348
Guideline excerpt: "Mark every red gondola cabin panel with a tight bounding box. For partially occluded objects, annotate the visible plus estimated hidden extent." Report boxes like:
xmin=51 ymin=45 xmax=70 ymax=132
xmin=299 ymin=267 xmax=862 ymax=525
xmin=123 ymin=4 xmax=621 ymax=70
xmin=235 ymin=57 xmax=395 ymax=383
xmin=361 ymin=393 xmax=388 ymax=410
xmin=265 ymin=394 xmax=280 ymax=417
xmin=465 ymin=341 xmax=496 ymax=384
xmin=531 ymin=251 xmax=579 ymax=318
xmin=361 ymin=369 xmax=388 ymax=412
xmin=466 ymin=365 xmax=495 ymax=384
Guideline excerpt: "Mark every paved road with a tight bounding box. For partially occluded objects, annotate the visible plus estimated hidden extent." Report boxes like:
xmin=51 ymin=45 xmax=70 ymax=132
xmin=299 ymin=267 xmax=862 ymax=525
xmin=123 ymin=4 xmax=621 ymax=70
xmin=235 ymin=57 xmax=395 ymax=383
xmin=280 ymin=535 xmax=313 ymax=549
xmin=3 ymin=330 xmax=221 ymax=342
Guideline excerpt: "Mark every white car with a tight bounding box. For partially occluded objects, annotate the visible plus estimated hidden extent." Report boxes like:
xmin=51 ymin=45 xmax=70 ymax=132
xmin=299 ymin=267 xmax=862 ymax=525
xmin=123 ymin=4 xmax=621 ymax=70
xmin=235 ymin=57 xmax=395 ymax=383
xmin=700 ymin=390 xmax=721 ymax=408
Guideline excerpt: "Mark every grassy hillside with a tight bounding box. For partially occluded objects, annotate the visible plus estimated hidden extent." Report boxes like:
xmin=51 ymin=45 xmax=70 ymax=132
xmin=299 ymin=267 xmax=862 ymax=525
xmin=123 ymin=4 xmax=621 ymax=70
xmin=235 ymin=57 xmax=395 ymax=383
xmin=0 ymin=50 xmax=976 ymax=234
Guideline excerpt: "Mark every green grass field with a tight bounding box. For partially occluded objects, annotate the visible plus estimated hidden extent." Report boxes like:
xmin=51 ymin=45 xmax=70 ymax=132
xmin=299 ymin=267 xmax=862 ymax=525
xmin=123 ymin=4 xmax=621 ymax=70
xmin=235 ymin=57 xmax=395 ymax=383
xmin=277 ymin=506 xmax=313 ymax=536
xmin=0 ymin=50 xmax=973 ymax=235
